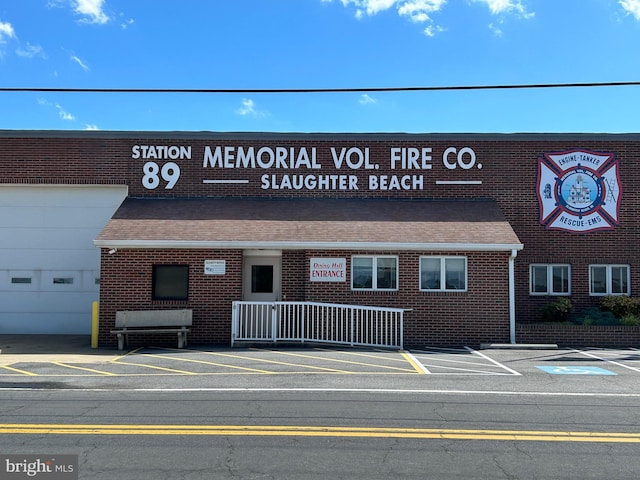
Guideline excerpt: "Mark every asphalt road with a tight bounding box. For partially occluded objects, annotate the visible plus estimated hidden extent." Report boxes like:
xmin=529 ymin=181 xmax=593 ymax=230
xmin=0 ymin=389 xmax=638 ymax=479
xmin=0 ymin=346 xmax=639 ymax=479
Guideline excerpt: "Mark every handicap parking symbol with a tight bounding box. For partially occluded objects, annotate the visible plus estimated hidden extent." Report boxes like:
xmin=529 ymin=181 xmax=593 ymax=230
xmin=537 ymin=366 xmax=616 ymax=375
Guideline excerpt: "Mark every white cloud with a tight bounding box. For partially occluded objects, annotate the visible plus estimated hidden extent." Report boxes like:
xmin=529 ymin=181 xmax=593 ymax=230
xmin=324 ymin=0 xmax=533 ymax=35
xmin=236 ymin=98 xmax=267 ymax=118
xmin=424 ymin=23 xmax=445 ymax=36
xmin=56 ymin=104 xmax=75 ymax=121
xmin=397 ymin=0 xmax=447 ymax=23
xmin=359 ymin=93 xmax=378 ymax=105
xmin=120 ymin=17 xmax=135 ymax=29
xmin=329 ymin=0 xmax=446 ymax=23
xmin=38 ymin=98 xmax=76 ymax=122
xmin=473 ymin=0 xmax=533 ymax=36
xmin=0 ymin=21 xmax=16 ymax=42
xmin=71 ymin=54 xmax=90 ymax=71
xmin=472 ymin=0 xmax=534 ymax=19
xmin=16 ymin=42 xmax=45 ymax=58
xmin=85 ymin=124 xmax=99 ymax=130
xmin=74 ymin=0 xmax=110 ymax=24
xmin=0 ymin=20 xmax=16 ymax=57
xmin=620 ymin=0 xmax=640 ymax=20
xmin=488 ymin=21 xmax=503 ymax=36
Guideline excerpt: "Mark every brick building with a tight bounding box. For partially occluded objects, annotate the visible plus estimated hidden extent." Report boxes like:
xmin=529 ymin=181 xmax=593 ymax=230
xmin=0 ymin=131 xmax=636 ymax=347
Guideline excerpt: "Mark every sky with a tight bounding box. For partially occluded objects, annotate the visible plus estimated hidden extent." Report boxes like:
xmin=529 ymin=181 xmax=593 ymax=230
xmin=0 ymin=0 xmax=640 ymax=133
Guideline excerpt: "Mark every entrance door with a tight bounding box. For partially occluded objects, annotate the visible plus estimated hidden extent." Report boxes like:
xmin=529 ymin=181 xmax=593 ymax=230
xmin=241 ymin=253 xmax=282 ymax=340
xmin=243 ymin=253 xmax=282 ymax=302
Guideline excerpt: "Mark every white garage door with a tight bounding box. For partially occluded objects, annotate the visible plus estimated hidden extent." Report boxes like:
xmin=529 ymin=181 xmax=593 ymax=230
xmin=0 ymin=185 xmax=128 ymax=334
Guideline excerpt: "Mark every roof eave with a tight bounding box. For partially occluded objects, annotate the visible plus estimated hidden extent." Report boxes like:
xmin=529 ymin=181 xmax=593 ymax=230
xmin=94 ymin=239 xmax=524 ymax=252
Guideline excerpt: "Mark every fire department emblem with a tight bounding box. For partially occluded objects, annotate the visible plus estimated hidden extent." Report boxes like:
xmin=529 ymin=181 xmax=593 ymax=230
xmin=536 ymin=149 xmax=622 ymax=233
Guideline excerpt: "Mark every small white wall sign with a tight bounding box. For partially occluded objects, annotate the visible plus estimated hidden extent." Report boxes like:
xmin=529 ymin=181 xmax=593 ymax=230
xmin=309 ymin=258 xmax=346 ymax=282
xmin=204 ymin=260 xmax=226 ymax=275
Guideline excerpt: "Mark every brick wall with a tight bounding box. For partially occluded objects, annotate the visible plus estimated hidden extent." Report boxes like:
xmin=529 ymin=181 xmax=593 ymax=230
xmin=98 ymin=249 xmax=243 ymax=347
xmin=4 ymin=132 xmax=640 ymax=345
xmin=98 ymin=248 xmax=511 ymax=348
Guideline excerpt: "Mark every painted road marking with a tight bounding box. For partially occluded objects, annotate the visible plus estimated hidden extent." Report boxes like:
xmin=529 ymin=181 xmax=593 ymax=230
xmin=51 ymin=362 xmax=117 ymax=376
xmin=250 ymin=348 xmax=418 ymax=373
xmin=466 ymin=347 xmax=522 ymax=376
xmin=537 ymin=366 xmax=616 ymax=375
xmin=0 ymin=423 xmax=637 ymax=443
xmin=8 ymin=348 xmax=640 ymax=378
xmin=203 ymin=350 xmax=353 ymax=373
xmin=4 ymin=387 xmax=640 ymax=397
xmin=409 ymin=347 xmax=520 ymax=375
xmin=112 ymin=359 xmax=199 ymax=375
xmin=315 ymin=348 xmax=413 ymax=363
xmin=573 ymin=349 xmax=640 ymax=373
xmin=0 ymin=365 xmax=38 ymax=376
xmin=401 ymin=352 xmax=430 ymax=374
xmin=141 ymin=353 xmax=275 ymax=374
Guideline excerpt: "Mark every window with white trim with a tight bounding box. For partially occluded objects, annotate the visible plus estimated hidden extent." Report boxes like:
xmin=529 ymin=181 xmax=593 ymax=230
xmin=529 ymin=264 xmax=570 ymax=295
xmin=351 ymin=256 xmax=398 ymax=291
xmin=589 ymin=265 xmax=630 ymax=296
xmin=420 ymin=257 xmax=467 ymax=292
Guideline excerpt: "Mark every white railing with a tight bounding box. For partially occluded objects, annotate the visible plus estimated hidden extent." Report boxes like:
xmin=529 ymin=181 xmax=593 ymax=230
xmin=231 ymin=301 xmax=404 ymax=349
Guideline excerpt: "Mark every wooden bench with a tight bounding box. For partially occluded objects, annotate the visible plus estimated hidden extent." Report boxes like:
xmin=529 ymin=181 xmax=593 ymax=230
xmin=111 ymin=310 xmax=192 ymax=350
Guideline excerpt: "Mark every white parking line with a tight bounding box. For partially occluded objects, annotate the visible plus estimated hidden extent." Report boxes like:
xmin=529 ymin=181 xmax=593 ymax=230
xmin=465 ymin=347 xmax=522 ymax=376
xmin=3 ymin=387 xmax=640 ymax=397
xmin=409 ymin=347 xmax=521 ymax=376
xmin=572 ymin=349 xmax=640 ymax=373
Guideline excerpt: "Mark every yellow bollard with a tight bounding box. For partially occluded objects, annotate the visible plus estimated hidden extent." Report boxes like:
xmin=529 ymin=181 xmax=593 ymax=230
xmin=91 ymin=301 xmax=99 ymax=349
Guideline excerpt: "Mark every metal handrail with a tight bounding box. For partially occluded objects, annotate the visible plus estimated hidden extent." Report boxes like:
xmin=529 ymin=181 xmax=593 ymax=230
xmin=232 ymin=301 xmax=405 ymax=349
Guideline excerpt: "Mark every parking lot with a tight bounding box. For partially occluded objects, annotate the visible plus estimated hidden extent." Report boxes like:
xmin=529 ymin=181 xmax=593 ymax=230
xmin=1 ymin=345 xmax=640 ymax=378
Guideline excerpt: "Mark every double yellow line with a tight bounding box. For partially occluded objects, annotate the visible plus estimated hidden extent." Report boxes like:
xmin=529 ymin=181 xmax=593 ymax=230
xmin=0 ymin=424 xmax=638 ymax=443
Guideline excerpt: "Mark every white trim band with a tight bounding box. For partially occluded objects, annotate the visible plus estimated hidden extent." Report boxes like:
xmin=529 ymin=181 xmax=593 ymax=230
xmin=95 ymin=239 xmax=524 ymax=252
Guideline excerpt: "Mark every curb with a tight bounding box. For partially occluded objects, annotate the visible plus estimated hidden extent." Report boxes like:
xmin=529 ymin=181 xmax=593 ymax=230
xmin=480 ymin=343 xmax=559 ymax=350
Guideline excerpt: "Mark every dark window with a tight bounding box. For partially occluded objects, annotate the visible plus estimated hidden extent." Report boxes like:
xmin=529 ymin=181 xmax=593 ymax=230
xmin=153 ymin=265 xmax=189 ymax=300
xmin=251 ymin=265 xmax=274 ymax=293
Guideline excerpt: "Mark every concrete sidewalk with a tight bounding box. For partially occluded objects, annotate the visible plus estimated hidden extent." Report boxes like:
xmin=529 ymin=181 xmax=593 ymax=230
xmin=0 ymin=335 xmax=120 ymax=365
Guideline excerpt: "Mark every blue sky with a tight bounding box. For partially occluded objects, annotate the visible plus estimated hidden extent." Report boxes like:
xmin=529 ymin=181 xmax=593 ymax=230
xmin=0 ymin=0 xmax=639 ymax=133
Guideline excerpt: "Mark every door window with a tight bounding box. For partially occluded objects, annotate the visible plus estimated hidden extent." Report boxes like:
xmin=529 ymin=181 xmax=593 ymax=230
xmin=251 ymin=265 xmax=274 ymax=293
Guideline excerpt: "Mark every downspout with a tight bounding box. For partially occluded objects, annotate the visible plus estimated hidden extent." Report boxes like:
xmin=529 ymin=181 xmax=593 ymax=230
xmin=509 ymin=249 xmax=518 ymax=344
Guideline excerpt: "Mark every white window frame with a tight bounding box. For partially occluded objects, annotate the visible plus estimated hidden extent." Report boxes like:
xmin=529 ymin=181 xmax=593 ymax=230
xmin=589 ymin=264 xmax=630 ymax=296
xmin=351 ymin=255 xmax=398 ymax=291
xmin=419 ymin=256 xmax=467 ymax=292
xmin=529 ymin=264 xmax=571 ymax=296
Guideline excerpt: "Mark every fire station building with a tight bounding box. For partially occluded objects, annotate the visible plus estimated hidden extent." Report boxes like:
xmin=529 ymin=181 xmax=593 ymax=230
xmin=1 ymin=130 xmax=637 ymax=348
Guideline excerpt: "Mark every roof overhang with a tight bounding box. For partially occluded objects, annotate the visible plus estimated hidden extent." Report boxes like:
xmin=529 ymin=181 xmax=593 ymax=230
xmin=94 ymin=197 xmax=523 ymax=252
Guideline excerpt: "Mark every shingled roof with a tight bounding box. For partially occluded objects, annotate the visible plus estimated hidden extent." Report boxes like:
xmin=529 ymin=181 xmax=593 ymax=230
xmin=94 ymin=197 xmax=522 ymax=251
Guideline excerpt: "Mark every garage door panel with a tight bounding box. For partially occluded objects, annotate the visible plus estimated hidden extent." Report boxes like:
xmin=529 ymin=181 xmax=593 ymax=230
xmin=0 ymin=185 xmax=127 ymax=334
xmin=0 ymin=313 xmax=93 ymax=335
xmin=0 ymin=271 xmax=100 ymax=291
xmin=1 ymin=186 xmax=127 ymax=208
xmin=0 ymin=291 xmax=98 ymax=313
xmin=0 ymin=251 xmax=100 ymax=271
xmin=0 ymin=206 xmax=123 ymax=229
xmin=0 ymin=227 xmax=106 ymax=250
